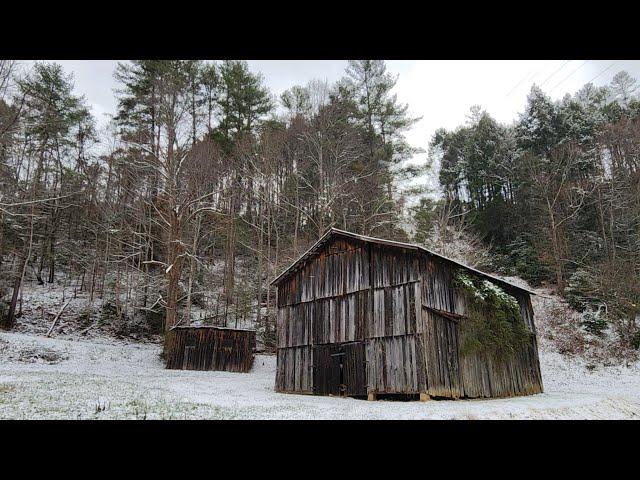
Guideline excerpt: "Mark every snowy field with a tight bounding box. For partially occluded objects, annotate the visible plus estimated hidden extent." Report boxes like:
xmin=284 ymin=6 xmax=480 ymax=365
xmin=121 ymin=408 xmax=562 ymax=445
xmin=1 ymin=330 xmax=639 ymax=419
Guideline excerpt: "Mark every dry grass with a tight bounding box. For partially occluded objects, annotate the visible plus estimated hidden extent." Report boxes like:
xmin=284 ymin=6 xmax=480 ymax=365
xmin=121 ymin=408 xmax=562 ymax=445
xmin=0 ymin=385 xmax=15 ymax=394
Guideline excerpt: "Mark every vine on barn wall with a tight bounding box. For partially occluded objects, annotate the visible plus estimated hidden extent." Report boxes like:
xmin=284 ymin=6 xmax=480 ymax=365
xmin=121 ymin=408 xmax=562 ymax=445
xmin=454 ymin=270 xmax=530 ymax=359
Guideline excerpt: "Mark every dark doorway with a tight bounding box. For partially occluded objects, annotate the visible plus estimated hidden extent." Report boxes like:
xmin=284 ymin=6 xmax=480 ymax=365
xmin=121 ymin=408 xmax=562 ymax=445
xmin=313 ymin=342 xmax=366 ymax=397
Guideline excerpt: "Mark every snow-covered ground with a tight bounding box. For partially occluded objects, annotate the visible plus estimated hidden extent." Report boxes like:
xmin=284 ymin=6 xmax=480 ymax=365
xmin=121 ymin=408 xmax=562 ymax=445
xmin=9 ymin=277 xmax=258 ymax=342
xmin=2 ymin=274 xmax=638 ymax=419
xmin=1 ymin=330 xmax=639 ymax=419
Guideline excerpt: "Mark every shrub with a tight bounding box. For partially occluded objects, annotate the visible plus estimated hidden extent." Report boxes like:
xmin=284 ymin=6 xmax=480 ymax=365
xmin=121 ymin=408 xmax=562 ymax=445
xmin=76 ymin=308 xmax=93 ymax=328
xmin=100 ymin=301 xmax=119 ymax=320
xmin=581 ymin=308 xmax=608 ymax=335
xmin=565 ymin=269 xmax=596 ymax=311
xmin=141 ymin=309 xmax=164 ymax=335
xmin=0 ymin=301 xmax=8 ymax=325
xmin=454 ymin=271 xmax=531 ymax=359
xmin=503 ymin=238 xmax=550 ymax=285
xmin=0 ymin=286 xmax=10 ymax=324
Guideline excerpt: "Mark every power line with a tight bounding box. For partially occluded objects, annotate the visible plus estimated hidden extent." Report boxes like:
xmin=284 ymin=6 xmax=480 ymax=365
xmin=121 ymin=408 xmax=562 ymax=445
xmin=506 ymin=64 xmax=548 ymax=98
xmin=549 ymin=60 xmax=589 ymax=94
xmin=528 ymin=69 xmax=542 ymax=84
xmin=539 ymin=60 xmax=570 ymax=88
xmin=506 ymin=70 xmax=534 ymax=97
xmin=586 ymin=61 xmax=617 ymax=85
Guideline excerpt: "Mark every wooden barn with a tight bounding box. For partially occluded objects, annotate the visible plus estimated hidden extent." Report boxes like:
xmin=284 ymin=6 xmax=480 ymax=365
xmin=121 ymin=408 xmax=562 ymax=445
xmin=164 ymin=326 xmax=256 ymax=373
xmin=271 ymin=228 xmax=543 ymax=400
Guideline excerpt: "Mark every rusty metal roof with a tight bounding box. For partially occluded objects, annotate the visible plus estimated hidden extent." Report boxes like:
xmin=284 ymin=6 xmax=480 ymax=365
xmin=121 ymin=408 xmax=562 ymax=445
xmin=270 ymin=227 xmax=537 ymax=295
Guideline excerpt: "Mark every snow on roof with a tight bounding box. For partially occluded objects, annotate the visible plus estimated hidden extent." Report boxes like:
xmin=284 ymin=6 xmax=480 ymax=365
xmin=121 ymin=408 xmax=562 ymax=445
xmin=169 ymin=325 xmax=256 ymax=333
xmin=270 ymin=228 xmax=536 ymax=295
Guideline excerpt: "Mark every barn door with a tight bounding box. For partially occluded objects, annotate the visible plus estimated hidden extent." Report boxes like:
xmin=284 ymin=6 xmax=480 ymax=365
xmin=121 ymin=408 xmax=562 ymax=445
xmin=422 ymin=308 xmax=462 ymax=398
xmin=313 ymin=344 xmax=341 ymax=395
xmin=342 ymin=342 xmax=367 ymax=396
xmin=313 ymin=342 xmax=366 ymax=397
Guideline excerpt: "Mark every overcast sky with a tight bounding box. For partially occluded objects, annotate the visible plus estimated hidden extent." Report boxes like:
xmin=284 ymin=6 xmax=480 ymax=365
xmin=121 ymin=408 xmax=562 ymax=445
xmin=32 ymin=59 xmax=640 ymax=170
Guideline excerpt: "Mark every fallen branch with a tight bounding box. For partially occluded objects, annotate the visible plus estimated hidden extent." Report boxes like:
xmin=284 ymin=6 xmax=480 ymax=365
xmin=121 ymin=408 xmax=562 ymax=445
xmin=46 ymin=299 xmax=72 ymax=337
xmin=78 ymin=324 xmax=94 ymax=335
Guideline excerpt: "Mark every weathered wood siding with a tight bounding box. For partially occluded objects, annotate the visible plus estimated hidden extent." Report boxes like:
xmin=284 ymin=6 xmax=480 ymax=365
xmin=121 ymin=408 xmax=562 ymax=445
xmin=457 ymin=337 xmax=543 ymax=398
xmin=370 ymin=244 xmax=420 ymax=287
xmin=419 ymin=254 xmax=543 ymax=399
xmin=276 ymin=237 xmax=370 ymax=347
xmin=421 ymin=308 xmax=463 ymax=398
xmin=370 ymin=282 xmax=421 ymax=337
xmin=454 ymin=283 xmax=543 ymax=398
xmin=366 ymin=335 xmax=427 ymax=394
xmin=511 ymin=288 xmax=538 ymax=333
xmin=276 ymin=290 xmax=369 ymax=348
xmin=420 ymin=255 xmax=457 ymax=313
xmin=277 ymin=238 xmax=370 ymax=308
xmin=275 ymin=345 xmax=313 ymax=393
xmin=165 ymin=327 xmax=255 ymax=373
xmin=365 ymin=244 xmax=424 ymax=394
xmin=276 ymin=238 xmax=426 ymax=396
xmin=275 ymin=237 xmax=372 ymax=395
xmin=274 ymin=232 xmax=543 ymax=400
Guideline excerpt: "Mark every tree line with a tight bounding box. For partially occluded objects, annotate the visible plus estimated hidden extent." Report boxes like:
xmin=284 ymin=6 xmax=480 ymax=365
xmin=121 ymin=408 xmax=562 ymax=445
xmin=414 ymin=71 xmax=640 ymax=348
xmin=0 ymin=60 xmax=417 ymax=346
xmin=3 ymin=59 xmax=638 ymax=353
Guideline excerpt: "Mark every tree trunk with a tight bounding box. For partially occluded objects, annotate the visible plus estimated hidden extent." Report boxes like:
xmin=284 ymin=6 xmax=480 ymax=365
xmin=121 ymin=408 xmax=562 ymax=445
xmin=165 ymin=216 xmax=184 ymax=331
xmin=2 ymin=216 xmax=34 ymax=329
xmin=546 ymin=198 xmax=565 ymax=292
xmin=224 ymin=181 xmax=238 ymax=302
xmin=184 ymin=213 xmax=201 ymax=326
xmin=47 ymin=226 xmax=56 ymax=284
xmin=255 ymin=199 xmax=264 ymax=328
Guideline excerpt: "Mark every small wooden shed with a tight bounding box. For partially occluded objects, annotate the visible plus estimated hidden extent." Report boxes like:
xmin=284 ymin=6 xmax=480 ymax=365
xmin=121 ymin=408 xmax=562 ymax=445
xmin=164 ymin=326 xmax=256 ymax=373
xmin=271 ymin=228 xmax=543 ymax=400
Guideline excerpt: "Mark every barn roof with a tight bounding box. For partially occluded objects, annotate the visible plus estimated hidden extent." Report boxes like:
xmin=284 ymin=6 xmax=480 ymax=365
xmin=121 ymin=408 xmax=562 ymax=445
xmin=270 ymin=228 xmax=536 ymax=295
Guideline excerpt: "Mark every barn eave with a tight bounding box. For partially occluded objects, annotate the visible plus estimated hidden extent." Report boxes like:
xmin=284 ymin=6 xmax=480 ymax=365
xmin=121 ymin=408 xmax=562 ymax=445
xmin=168 ymin=325 xmax=257 ymax=332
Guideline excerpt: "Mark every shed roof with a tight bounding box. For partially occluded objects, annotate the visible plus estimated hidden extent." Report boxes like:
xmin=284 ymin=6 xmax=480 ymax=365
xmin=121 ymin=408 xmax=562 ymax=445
xmin=169 ymin=325 xmax=256 ymax=333
xmin=270 ymin=228 xmax=536 ymax=295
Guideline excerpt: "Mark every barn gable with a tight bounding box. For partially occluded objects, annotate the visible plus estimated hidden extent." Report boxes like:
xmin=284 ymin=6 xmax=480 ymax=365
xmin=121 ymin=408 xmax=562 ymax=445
xmin=271 ymin=228 xmax=536 ymax=296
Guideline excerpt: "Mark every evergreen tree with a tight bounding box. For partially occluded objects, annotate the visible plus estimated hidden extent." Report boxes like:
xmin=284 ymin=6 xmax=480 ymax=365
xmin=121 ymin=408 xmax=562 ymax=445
xmin=343 ymin=60 xmax=419 ymax=169
xmin=214 ymin=60 xmax=272 ymax=146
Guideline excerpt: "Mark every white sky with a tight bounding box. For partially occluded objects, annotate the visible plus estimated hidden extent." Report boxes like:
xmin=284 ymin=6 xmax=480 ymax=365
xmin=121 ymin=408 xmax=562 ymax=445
xmin=29 ymin=59 xmax=640 ymax=171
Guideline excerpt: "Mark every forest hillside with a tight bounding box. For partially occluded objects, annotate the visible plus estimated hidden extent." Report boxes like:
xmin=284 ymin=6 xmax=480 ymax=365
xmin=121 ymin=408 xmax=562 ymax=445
xmin=1 ymin=60 xmax=639 ymax=366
